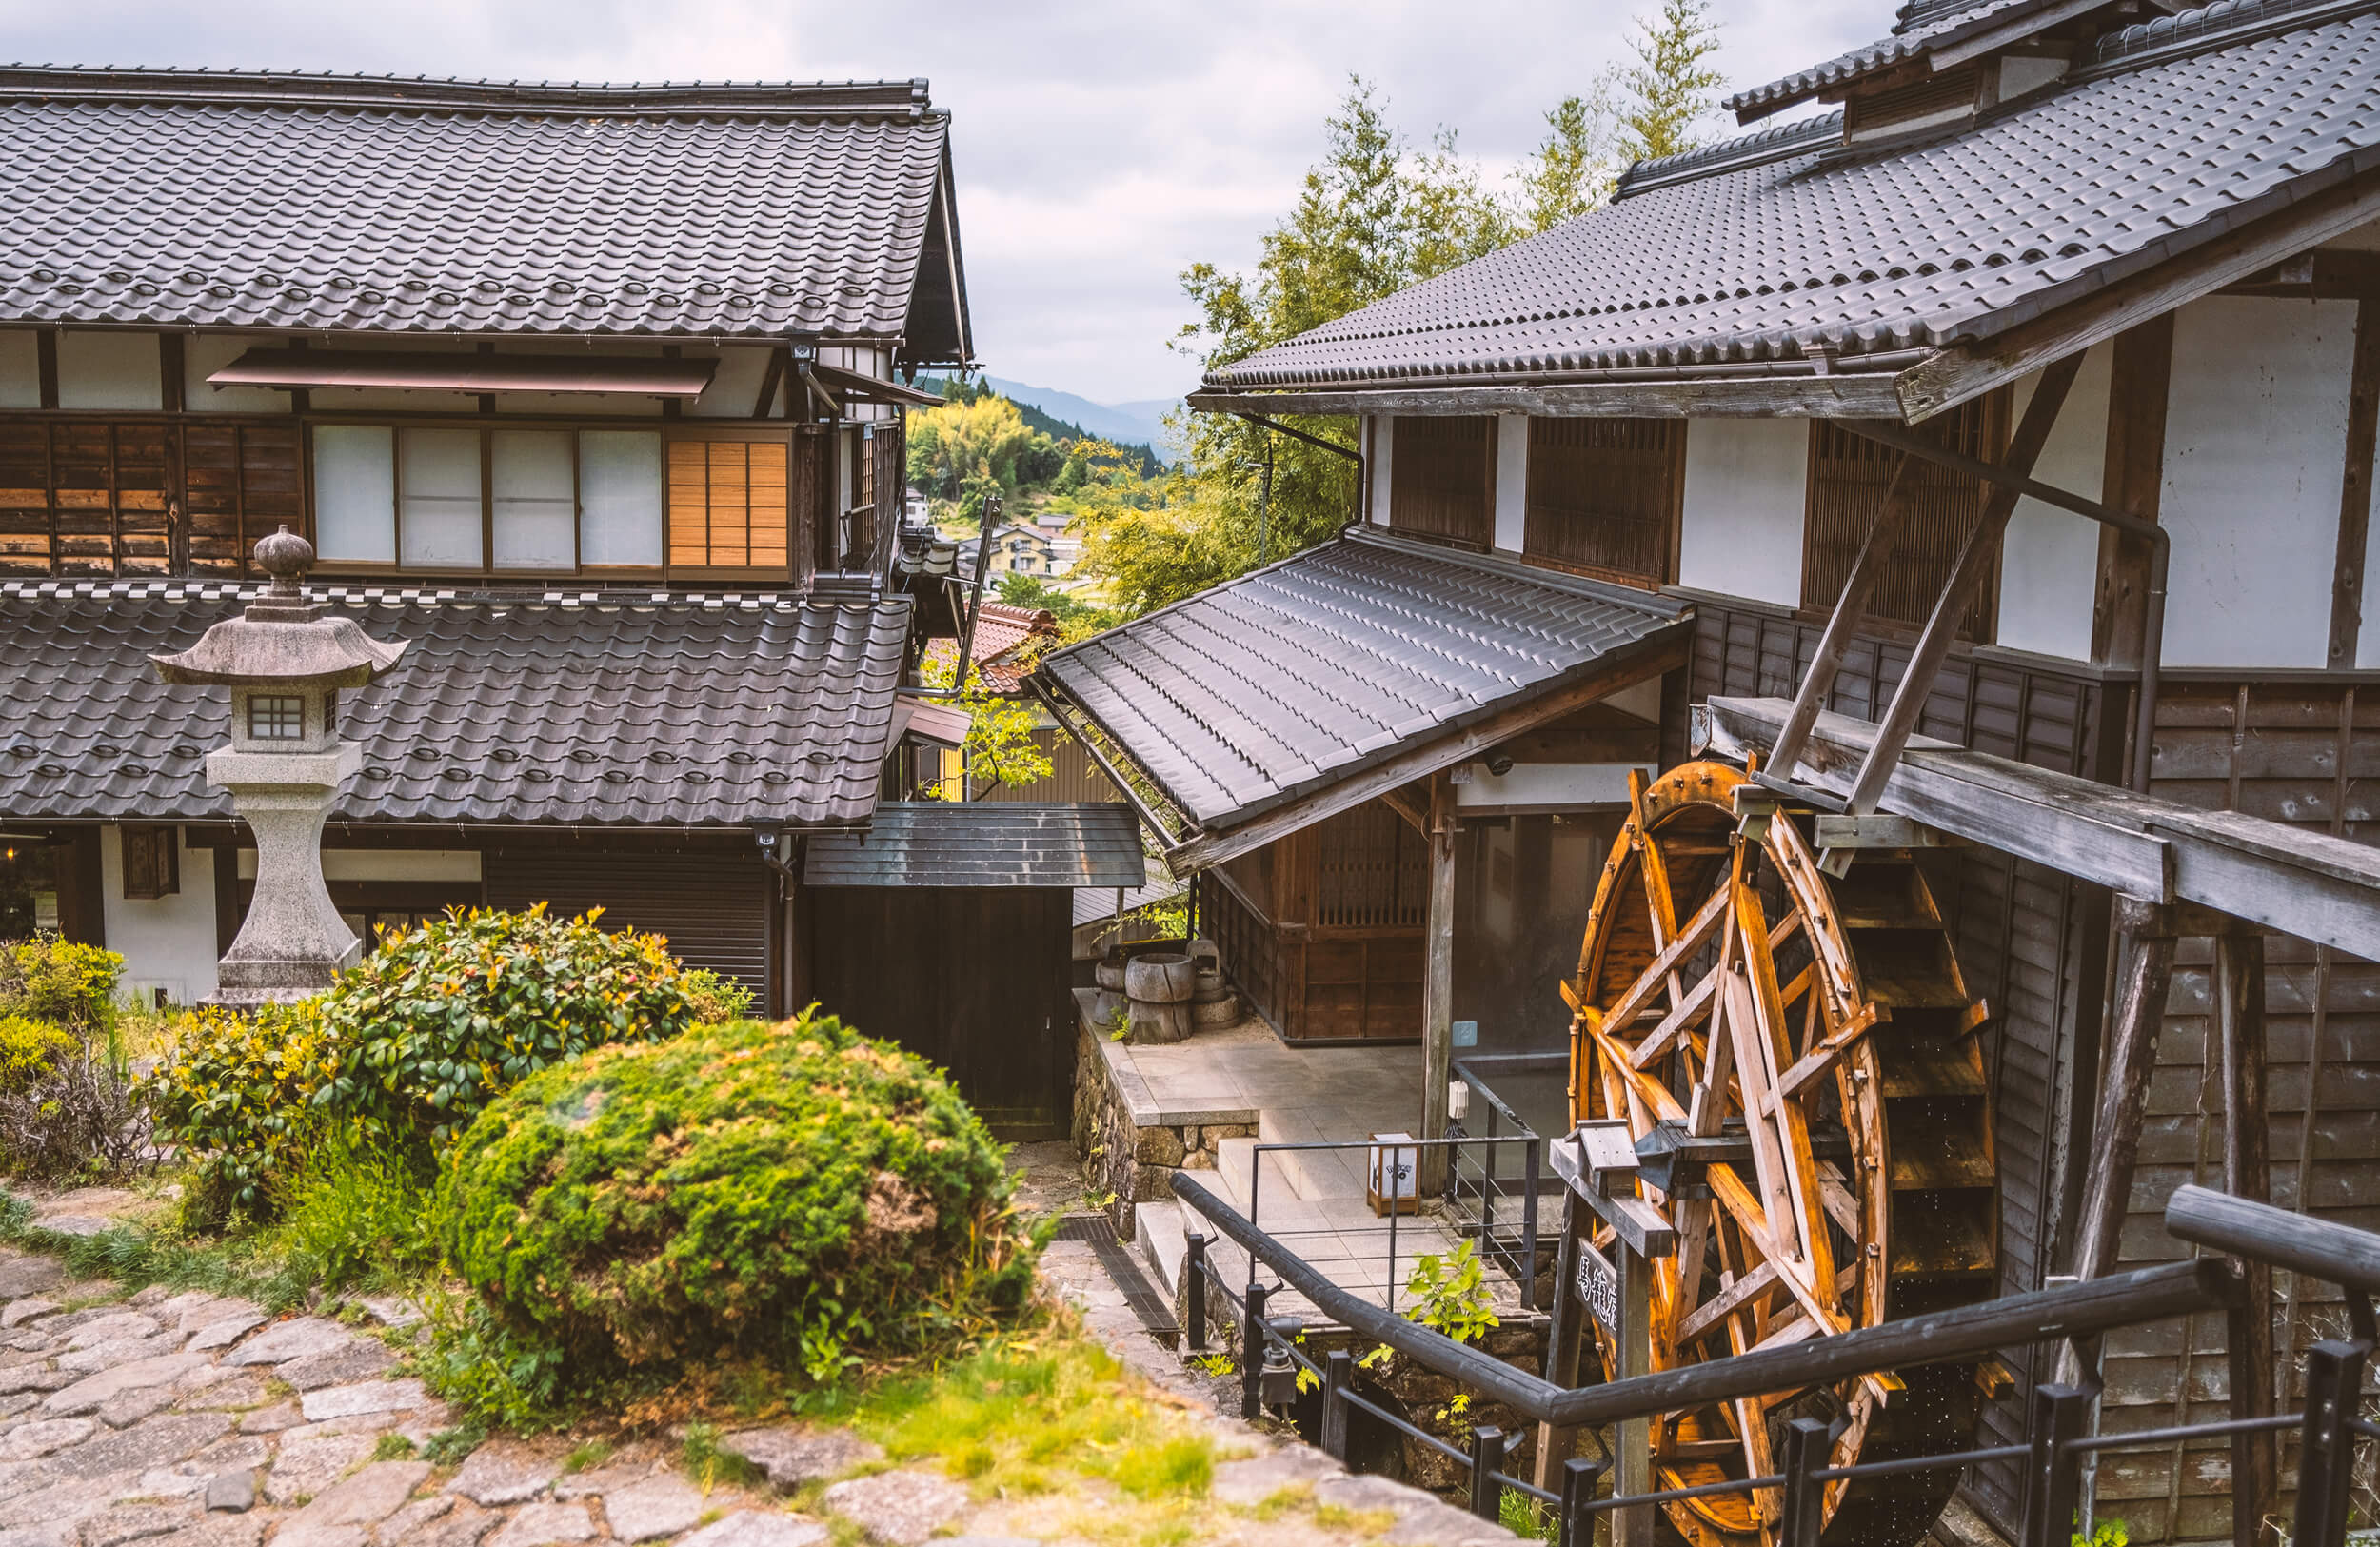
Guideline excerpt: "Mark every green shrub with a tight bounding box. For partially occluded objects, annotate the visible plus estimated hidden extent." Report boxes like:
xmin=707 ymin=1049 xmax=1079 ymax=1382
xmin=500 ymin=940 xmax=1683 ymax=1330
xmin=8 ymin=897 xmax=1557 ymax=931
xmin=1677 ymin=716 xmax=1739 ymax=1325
xmin=149 ymin=906 xmax=711 ymax=1220
xmin=268 ymin=1128 xmax=438 ymax=1293
xmin=440 ymin=1012 xmax=1033 ymax=1390
xmin=147 ymin=1000 xmax=334 ymax=1220
xmin=677 ymin=968 xmax=755 ymax=1025
xmin=0 ymin=1012 xmax=77 ymax=1095
xmin=313 ymin=904 xmax=704 ymax=1147
xmin=0 ymin=934 xmax=122 ymax=1032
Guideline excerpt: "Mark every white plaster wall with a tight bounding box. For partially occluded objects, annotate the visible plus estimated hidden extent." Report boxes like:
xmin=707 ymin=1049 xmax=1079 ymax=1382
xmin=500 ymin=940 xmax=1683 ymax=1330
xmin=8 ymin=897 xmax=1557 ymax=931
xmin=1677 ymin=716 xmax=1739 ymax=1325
xmin=686 ymin=347 xmax=775 ymax=418
xmin=1995 ymin=343 xmax=2112 ymax=661
xmin=238 ymin=849 xmax=483 ymax=883
xmin=1493 ymin=413 xmax=1528 ymax=552
xmin=1676 ymin=418 xmax=1808 ymax=607
xmin=2358 ymin=435 xmax=2380 ymax=669
xmin=185 ymin=332 xmax=291 ymax=413
xmin=99 ymin=826 xmax=218 ymax=1008
xmin=0 ymin=330 xmax=38 ymax=408
xmin=1368 ymin=415 xmax=1393 ymax=525
xmin=57 ymin=330 xmax=161 ymax=410
xmin=1454 ymin=761 xmax=1655 ymax=810
xmin=2159 ymin=297 xmax=2355 ymax=667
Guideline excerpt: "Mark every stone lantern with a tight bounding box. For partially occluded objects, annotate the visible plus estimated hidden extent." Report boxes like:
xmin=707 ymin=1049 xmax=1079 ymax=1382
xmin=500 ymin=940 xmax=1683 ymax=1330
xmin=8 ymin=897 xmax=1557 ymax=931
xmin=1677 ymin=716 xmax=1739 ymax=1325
xmin=153 ymin=526 xmax=408 ymax=1006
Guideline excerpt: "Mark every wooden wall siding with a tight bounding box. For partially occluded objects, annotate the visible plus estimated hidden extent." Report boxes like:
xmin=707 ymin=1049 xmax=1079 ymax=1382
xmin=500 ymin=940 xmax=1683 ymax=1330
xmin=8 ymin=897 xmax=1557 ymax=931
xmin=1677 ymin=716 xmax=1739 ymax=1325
xmin=484 ymin=849 xmax=770 ymax=998
xmin=1523 ymin=417 xmax=1683 ymax=585
xmin=666 ymin=438 xmax=790 ymax=569
xmin=2085 ymin=678 xmax=2380 ymax=1544
xmin=0 ymin=418 xmax=296 ymax=577
xmin=1687 ymin=596 xmax=2117 ymax=1535
xmin=1802 ymin=396 xmax=2000 ymax=638
xmin=1388 ymin=415 xmax=1495 ymax=548
xmin=807 ymin=884 xmax=1071 ymax=1136
xmin=1208 ymin=801 xmax=1428 ymax=1041
xmin=970 ymin=729 xmax=1123 ymax=803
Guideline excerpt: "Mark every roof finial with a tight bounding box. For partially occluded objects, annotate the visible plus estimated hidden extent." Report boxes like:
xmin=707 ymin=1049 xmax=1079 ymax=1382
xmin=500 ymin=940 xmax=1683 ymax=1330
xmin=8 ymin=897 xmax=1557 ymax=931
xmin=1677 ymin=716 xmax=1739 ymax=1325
xmin=254 ymin=523 xmax=314 ymax=601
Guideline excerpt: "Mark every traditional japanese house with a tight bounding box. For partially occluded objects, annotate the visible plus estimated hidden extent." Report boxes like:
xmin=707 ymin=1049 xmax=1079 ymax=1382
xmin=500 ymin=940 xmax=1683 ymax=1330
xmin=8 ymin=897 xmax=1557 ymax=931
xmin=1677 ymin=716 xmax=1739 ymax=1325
xmin=0 ymin=66 xmax=1118 ymax=1128
xmin=1045 ymin=1 xmax=2380 ymax=1539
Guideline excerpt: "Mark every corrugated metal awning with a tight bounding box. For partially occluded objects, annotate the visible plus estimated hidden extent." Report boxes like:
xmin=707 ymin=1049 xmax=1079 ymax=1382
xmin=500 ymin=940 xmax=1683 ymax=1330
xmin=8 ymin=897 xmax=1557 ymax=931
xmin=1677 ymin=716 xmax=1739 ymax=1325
xmin=208 ymin=348 xmax=719 ymax=396
xmin=804 ymin=802 xmax=1147 ymax=887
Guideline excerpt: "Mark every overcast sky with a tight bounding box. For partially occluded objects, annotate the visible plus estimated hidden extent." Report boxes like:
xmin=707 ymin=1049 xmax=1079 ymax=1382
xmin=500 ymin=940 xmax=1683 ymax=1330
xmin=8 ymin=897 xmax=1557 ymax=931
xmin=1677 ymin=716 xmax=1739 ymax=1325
xmin=1 ymin=0 xmax=1882 ymax=404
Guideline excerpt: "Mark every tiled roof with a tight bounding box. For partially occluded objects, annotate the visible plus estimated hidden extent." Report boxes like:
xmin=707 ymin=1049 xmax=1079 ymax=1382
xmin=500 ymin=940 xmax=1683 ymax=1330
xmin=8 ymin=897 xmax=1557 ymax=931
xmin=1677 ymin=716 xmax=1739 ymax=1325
xmin=1726 ymin=0 xmax=2042 ymax=118
xmin=925 ymin=601 xmax=1059 ymax=693
xmin=803 ymin=803 xmax=1147 ymax=887
xmin=0 ymin=581 xmax=910 ymax=828
xmin=0 ymin=68 xmax=965 ymax=352
xmin=1039 ymin=530 xmax=1689 ymax=832
xmin=1209 ymin=0 xmax=2380 ymax=391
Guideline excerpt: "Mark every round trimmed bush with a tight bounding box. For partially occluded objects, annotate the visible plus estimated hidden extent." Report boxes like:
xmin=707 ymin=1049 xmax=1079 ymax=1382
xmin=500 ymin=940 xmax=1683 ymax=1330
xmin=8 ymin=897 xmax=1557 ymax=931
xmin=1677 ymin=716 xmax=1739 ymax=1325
xmin=440 ymin=1012 xmax=1033 ymax=1378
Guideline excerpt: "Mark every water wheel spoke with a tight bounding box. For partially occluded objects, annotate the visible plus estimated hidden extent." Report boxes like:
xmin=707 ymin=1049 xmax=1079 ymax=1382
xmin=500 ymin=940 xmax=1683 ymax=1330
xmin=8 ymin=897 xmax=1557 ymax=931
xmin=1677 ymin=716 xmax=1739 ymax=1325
xmin=1571 ymin=762 xmax=1993 ymax=1547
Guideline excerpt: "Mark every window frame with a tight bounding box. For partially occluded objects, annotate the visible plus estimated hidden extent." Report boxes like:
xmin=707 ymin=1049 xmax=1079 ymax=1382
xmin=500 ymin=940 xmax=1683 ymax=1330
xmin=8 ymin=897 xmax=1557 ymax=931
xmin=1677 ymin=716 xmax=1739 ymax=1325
xmin=297 ymin=413 xmax=802 ymax=584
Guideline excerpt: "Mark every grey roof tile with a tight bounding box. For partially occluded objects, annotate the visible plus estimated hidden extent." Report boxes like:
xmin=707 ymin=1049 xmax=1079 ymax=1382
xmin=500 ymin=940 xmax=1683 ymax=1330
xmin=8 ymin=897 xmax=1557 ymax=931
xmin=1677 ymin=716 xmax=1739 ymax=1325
xmin=0 ymin=584 xmax=909 ymax=827
xmin=1039 ymin=531 xmax=1688 ymax=832
xmin=803 ymin=802 xmax=1147 ymax=887
xmin=1211 ymin=0 xmax=2380 ymax=392
xmin=0 ymin=68 xmax=958 ymax=347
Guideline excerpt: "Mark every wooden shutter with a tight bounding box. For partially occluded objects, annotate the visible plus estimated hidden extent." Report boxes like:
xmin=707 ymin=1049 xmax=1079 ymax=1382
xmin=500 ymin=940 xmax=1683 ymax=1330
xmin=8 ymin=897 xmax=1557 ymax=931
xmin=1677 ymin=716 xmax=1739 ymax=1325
xmin=0 ymin=420 xmax=296 ymax=578
xmin=190 ymin=424 xmax=299 ymax=576
xmin=1389 ymin=416 xmax=1495 ymax=547
xmin=665 ymin=433 xmax=790 ymax=569
xmin=1802 ymin=395 xmax=2002 ymax=638
xmin=1523 ymin=418 xmax=1684 ymax=586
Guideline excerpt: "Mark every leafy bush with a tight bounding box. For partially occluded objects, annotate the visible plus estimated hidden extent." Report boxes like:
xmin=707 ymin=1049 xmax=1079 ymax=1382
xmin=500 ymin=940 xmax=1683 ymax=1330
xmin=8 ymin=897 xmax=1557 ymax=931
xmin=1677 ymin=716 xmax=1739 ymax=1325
xmin=676 ymin=968 xmax=755 ymax=1025
xmin=0 ymin=1012 xmax=77 ymax=1095
xmin=0 ymin=935 xmax=122 ymax=1032
xmin=440 ymin=1012 xmax=1033 ymax=1390
xmin=149 ymin=906 xmax=712 ymax=1220
xmin=313 ymin=904 xmax=704 ymax=1146
xmin=147 ymin=1001 xmax=334 ymax=1220
xmin=268 ymin=1129 xmax=439 ymax=1292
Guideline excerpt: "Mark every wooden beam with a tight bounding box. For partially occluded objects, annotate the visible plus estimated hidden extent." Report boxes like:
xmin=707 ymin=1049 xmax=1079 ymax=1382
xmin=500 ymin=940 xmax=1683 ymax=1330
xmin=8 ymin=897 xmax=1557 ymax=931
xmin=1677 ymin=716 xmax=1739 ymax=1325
xmin=2215 ymin=931 xmax=2275 ymax=1547
xmin=1767 ymin=453 xmax=1918 ymax=783
xmin=1164 ymin=628 xmax=1690 ymax=870
xmin=2094 ymin=315 xmax=2174 ymax=667
xmin=2069 ymin=920 xmax=2178 ymax=1284
xmin=1895 ymin=165 xmax=2380 ymax=421
xmin=1185 ymin=372 xmax=1910 ymax=423
xmin=2330 ymin=301 xmax=2380 ymax=666
xmin=35 ymin=328 xmax=56 ymax=410
xmin=1419 ymin=768 xmax=1458 ymax=1195
xmin=1845 ymin=352 xmax=2083 ymax=815
xmin=1379 ymin=783 xmax=1429 ymax=834
xmin=753 ymin=346 xmax=788 ymax=420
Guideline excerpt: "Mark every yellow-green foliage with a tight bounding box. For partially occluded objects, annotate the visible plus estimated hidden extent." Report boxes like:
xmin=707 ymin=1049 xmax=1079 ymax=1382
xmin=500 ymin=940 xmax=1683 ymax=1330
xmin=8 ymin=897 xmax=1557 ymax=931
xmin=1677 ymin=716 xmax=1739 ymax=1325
xmin=0 ymin=1012 xmax=77 ymax=1095
xmin=149 ymin=906 xmax=717 ymax=1222
xmin=440 ymin=1012 xmax=1033 ymax=1381
xmin=0 ymin=935 xmax=121 ymax=1032
xmin=147 ymin=1000 xmax=335 ymax=1219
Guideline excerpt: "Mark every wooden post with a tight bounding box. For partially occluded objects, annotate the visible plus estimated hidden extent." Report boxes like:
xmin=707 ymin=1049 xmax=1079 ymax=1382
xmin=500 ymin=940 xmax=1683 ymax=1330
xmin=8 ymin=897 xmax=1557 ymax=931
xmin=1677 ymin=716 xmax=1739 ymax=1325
xmin=2329 ymin=301 xmax=2380 ymax=666
xmin=1613 ymin=1235 xmax=1655 ymax=1547
xmin=1420 ymin=767 xmax=1458 ymax=1193
xmin=2216 ymin=930 xmax=2275 ymax=1547
xmin=1535 ymin=1189 xmax=1588 ymax=1490
xmin=2069 ymin=901 xmax=2180 ymax=1286
xmin=2094 ymin=315 xmax=2174 ymax=668
xmin=1767 ymin=452 xmax=1917 ymax=783
xmin=1845 ymin=353 xmax=2084 ymax=816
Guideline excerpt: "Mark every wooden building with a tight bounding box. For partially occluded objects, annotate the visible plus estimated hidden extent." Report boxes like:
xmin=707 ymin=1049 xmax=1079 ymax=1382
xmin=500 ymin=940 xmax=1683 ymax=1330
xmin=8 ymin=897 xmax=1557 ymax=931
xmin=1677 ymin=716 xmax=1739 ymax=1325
xmin=1044 ymin=2 xmax=2380 ymax=1541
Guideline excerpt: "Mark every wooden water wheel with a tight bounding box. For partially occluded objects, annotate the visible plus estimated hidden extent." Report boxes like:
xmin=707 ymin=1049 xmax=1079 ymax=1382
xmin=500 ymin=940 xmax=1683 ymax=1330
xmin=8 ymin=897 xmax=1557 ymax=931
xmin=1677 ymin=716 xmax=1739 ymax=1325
xmin=1567 ymin=761 xmax=1997 ymax=1547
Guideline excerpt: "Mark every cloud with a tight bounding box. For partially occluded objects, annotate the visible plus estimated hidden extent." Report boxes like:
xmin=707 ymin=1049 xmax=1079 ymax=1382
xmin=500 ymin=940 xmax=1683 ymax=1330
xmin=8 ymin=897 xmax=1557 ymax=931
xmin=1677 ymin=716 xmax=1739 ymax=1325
xmin=0 ymin=0 xmax=1883 ymax=400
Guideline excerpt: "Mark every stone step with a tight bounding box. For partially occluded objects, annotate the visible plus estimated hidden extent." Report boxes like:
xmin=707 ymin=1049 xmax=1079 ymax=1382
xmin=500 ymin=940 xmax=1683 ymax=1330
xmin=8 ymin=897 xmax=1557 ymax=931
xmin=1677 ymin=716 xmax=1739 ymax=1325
xmin=1134 ymin=1198 xmax=1188 ymax=1302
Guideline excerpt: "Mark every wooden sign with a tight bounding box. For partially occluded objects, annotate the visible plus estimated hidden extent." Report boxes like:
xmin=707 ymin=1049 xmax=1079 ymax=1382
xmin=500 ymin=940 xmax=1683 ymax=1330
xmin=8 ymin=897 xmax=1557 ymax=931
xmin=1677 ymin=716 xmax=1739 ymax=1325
xmin=1576 ymin=1239 xmax=1620 ymax=1335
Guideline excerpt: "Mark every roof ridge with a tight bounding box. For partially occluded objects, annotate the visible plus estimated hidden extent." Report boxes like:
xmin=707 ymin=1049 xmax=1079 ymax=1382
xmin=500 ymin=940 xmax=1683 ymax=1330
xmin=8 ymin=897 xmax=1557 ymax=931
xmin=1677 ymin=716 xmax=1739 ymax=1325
xmin=1614 ymin=111 xmax=1845 ymax=200
xmin=0 ymin=577 xmax=911 ymax=615
xmin=0 ymin=65 xmax=937 ymax=118
xmin=2083 ymin=0 xmax=2379 ymax=68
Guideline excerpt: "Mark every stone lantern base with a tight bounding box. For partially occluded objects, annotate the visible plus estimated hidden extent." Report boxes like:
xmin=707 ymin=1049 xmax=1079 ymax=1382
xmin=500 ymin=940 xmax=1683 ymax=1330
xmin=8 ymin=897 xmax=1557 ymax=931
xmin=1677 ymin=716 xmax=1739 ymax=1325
xmin=202 ymin=745 xmax=365 ymax=1009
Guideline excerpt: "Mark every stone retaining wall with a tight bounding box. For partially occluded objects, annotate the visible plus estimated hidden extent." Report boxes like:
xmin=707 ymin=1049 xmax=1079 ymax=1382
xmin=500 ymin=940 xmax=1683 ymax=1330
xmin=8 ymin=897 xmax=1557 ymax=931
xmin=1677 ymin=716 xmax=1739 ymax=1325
xmin=1071 ymin=1018 xmax=1255 ymax=1235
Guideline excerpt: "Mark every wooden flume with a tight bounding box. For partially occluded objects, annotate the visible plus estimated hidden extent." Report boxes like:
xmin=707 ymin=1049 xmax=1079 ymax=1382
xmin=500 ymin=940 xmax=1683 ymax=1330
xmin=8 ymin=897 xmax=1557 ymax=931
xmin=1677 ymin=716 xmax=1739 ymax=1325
xmin=1567 ymin=761 xmax=1998 ymax=1547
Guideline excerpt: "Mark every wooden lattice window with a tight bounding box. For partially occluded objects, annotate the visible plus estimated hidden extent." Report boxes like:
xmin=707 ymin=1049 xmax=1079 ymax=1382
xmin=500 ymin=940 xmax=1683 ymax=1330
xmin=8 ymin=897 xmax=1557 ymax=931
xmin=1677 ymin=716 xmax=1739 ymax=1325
xmin=120 ymin=825 xmax=179 ymax=901
xmin=666 ymin=433 xmax=790 ymax=569
xmin=1389 ymin=416 xmax=1495 ymax=547
xmin=1802 ymin=395 xmax=2003 ymax=639
xmin=188 ymin=425 xmax=300 ymax=575
xmin=1316 ymin=803 xmax=1427 ymax=927
xmin=1524 ymin=418 xmax=1684 ymax=586
xmin=0 ymin=419 xmax=295 ymax=578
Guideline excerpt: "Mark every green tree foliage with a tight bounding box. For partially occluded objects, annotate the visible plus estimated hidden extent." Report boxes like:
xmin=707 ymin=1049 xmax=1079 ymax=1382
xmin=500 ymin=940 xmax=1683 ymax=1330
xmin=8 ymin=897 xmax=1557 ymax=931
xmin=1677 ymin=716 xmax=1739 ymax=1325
xmin=1078 ymin=8 xmax=1724 ymax=617
xmin=905 ymin=395 xmax=1047 ymax=503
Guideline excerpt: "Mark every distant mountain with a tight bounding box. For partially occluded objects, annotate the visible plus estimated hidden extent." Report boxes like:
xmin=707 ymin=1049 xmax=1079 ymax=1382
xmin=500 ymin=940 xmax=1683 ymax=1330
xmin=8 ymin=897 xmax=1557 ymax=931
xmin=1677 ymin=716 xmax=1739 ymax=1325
xmin=983 ymin=377 xmax=1180 ymax=461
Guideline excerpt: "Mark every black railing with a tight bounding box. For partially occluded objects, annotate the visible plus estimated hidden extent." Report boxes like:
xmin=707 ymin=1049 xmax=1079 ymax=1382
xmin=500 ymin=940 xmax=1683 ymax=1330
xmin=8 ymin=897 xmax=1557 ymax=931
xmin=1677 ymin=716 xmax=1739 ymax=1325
xmin=1171 ymin=1173 xmax=2380 ymax=1547
xmin=1446 ymin=1052 xmax=1562 ymax=1286
xmin=1240 ymin=1133 xmax=1542 ymax=1311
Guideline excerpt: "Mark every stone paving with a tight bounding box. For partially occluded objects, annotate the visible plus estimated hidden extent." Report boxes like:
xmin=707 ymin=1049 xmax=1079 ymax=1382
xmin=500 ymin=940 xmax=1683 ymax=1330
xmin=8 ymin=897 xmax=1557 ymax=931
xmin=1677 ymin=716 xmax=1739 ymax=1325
xmin=0 ymin=1162 xmax=1517 ymax=1547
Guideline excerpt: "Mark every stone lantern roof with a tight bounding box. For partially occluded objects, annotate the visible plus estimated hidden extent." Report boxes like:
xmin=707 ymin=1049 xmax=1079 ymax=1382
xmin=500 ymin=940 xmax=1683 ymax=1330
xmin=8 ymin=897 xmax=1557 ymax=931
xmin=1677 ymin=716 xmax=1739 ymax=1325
xmin=150 ymin=526 xmax=408 ymax=689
